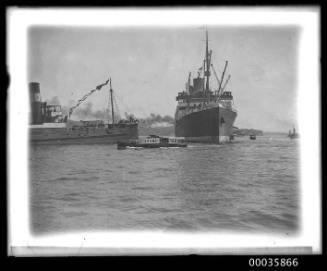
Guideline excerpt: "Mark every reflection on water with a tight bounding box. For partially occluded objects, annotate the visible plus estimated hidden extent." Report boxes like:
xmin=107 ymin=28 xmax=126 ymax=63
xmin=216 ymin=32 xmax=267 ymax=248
xmin=30 ymin=134 xmax=300 ymax=234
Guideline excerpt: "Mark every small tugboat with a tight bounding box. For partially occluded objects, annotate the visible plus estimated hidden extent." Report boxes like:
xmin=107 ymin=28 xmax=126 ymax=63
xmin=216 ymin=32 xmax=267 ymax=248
xmin=117 ymin=135 xmax=187 ymax=150
xmin=249 ymin=134 xmax=256 ymax=140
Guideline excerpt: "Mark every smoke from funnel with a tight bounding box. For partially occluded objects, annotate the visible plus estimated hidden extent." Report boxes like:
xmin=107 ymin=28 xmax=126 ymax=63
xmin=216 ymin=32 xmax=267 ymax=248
xmin=46 ymin=96 xmax=61 ymax=105
xmin=68 ymin=101 xmax=111 ymax=121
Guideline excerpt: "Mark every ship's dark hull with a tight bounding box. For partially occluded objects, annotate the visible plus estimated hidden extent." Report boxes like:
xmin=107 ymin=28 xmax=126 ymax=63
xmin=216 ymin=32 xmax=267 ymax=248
xmin=117 ymin=142 xmax=187 ymax=150
xmin=30 ymin=123 xmax=138 ymax=145
xmin=175 ymin=106 xmax=237 ymax=143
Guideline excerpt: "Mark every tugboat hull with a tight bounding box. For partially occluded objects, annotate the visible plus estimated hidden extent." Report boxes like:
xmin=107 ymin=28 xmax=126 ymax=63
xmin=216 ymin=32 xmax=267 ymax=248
xmin=117 ymin=135 xmax=187 ymax=150
xmin=117 ymin=142 xmax=187 ymax=150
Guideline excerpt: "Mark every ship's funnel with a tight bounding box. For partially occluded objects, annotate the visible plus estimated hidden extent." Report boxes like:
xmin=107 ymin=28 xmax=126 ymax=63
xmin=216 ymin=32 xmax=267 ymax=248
xmin=193 ymin=78 xmax=204 ymax=93
xmin=29 ymin=82 xmax=45 ymax=124
xmin=29 ymin=82 xmax=41 ymax=102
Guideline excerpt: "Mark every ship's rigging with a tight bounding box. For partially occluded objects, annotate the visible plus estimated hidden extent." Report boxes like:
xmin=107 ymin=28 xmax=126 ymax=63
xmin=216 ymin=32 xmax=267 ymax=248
xmin=202 ymin=29 xmax=231 ymax=100
xmin=68 ymin=79 xmax=110 ymax=119
xmin=181 ymin=30 xmax=233 ymax=102
xmin=176 ymin=29 xmax=236 ymax=110
xmin=68 ymin=78 xmax=129 ymax=124
xmin=109 ymin=78 xmax=115 ymax=123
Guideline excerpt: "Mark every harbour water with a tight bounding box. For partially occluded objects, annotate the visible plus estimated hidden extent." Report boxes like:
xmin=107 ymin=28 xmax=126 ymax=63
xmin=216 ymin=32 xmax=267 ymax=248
xmin=30 ymin=134 xmax=300 ymax=235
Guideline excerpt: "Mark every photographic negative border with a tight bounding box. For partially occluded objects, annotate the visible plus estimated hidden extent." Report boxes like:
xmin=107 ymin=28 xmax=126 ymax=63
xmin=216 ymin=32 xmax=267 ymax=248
xmin=7 ymin=7 xmax=321 ymax=256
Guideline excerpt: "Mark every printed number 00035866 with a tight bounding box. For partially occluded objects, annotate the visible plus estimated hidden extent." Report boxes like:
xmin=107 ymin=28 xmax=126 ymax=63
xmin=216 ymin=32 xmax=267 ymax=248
xmin=249 ymin=258 xmax=299 ymax=267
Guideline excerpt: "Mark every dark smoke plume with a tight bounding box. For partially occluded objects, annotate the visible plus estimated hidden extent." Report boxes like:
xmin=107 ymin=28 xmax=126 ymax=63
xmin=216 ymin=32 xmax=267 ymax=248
xmin=48 ymin=96 xmax=174 ymax=124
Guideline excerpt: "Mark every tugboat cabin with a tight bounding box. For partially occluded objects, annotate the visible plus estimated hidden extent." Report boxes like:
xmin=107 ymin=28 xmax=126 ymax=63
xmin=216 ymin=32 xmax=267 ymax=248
xmin=139 ymin=135 xmax=161 ymax=144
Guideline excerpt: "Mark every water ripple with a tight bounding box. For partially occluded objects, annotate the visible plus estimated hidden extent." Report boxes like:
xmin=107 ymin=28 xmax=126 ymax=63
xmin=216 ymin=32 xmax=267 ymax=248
xmin=30 ymin=134 xmax=300 ymax=234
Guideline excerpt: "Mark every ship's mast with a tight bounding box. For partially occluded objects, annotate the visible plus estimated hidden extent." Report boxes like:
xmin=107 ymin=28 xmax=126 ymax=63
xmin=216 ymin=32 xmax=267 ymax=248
xmin=203 ymin=59 xmax=205 ymax=90
xmin=110 ymin=78 xmax=115 ymax=124
xmin=218 ymin=61 xmax=228 ymax=96
xmin=204 ymin=30 xmax=210 ymax=92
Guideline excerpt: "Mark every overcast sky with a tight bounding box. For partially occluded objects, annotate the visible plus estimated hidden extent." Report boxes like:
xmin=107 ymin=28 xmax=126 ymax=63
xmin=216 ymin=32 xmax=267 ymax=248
xmin=28 ymin=26 xmax=299 ymax=132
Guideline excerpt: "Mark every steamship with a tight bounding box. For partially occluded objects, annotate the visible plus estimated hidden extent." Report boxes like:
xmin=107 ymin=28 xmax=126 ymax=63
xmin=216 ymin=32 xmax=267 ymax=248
xmin=29 ymin=79 xmax=138 ymax=144
xmin=175 ymin=31 xmax=237 ymax=143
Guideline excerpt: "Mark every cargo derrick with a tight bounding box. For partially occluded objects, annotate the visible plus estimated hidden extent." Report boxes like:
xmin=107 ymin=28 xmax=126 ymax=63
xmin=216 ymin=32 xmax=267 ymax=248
xmin=68 ymin=79 xmax=110 ymax=119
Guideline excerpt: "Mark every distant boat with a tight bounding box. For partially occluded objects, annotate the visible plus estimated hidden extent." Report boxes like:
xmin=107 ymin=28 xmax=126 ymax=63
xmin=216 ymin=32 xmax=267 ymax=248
xmin=117 ymin=135 xmax=187 ymax=150
xmin=249 ymin=134 xmax=256 ymax=140
xmin=288 ymin=126 xmax=299 ymax=139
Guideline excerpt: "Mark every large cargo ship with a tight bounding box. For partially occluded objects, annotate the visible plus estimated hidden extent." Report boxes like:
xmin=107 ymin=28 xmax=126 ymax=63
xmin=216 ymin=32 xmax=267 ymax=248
xmin=175 ymin=31 xmax=237 ymax=143
xmin=29 ymin=79 xmax=138 ymax=144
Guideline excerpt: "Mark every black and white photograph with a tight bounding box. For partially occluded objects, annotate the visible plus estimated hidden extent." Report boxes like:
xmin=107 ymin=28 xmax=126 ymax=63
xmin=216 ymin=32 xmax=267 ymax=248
xmin=7 ymin=7 xmax=321 ymax=256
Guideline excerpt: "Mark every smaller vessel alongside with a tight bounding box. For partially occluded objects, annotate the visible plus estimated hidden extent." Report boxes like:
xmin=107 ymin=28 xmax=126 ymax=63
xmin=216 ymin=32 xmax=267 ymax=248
xmin=117 ymin=135 xmax=187 ymax=150
xmin=288 ymin=126 xmax=299 ymax=139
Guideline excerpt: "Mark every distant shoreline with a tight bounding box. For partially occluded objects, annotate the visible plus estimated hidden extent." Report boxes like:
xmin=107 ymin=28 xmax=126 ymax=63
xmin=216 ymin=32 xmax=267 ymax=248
xmin=138 ymin=122 xmax=287 ymax=137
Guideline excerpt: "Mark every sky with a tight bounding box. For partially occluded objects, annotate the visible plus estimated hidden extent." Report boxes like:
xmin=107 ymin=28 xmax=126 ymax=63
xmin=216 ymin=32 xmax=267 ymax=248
xmin=28 ymin=26 xmax=299 ymax=132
